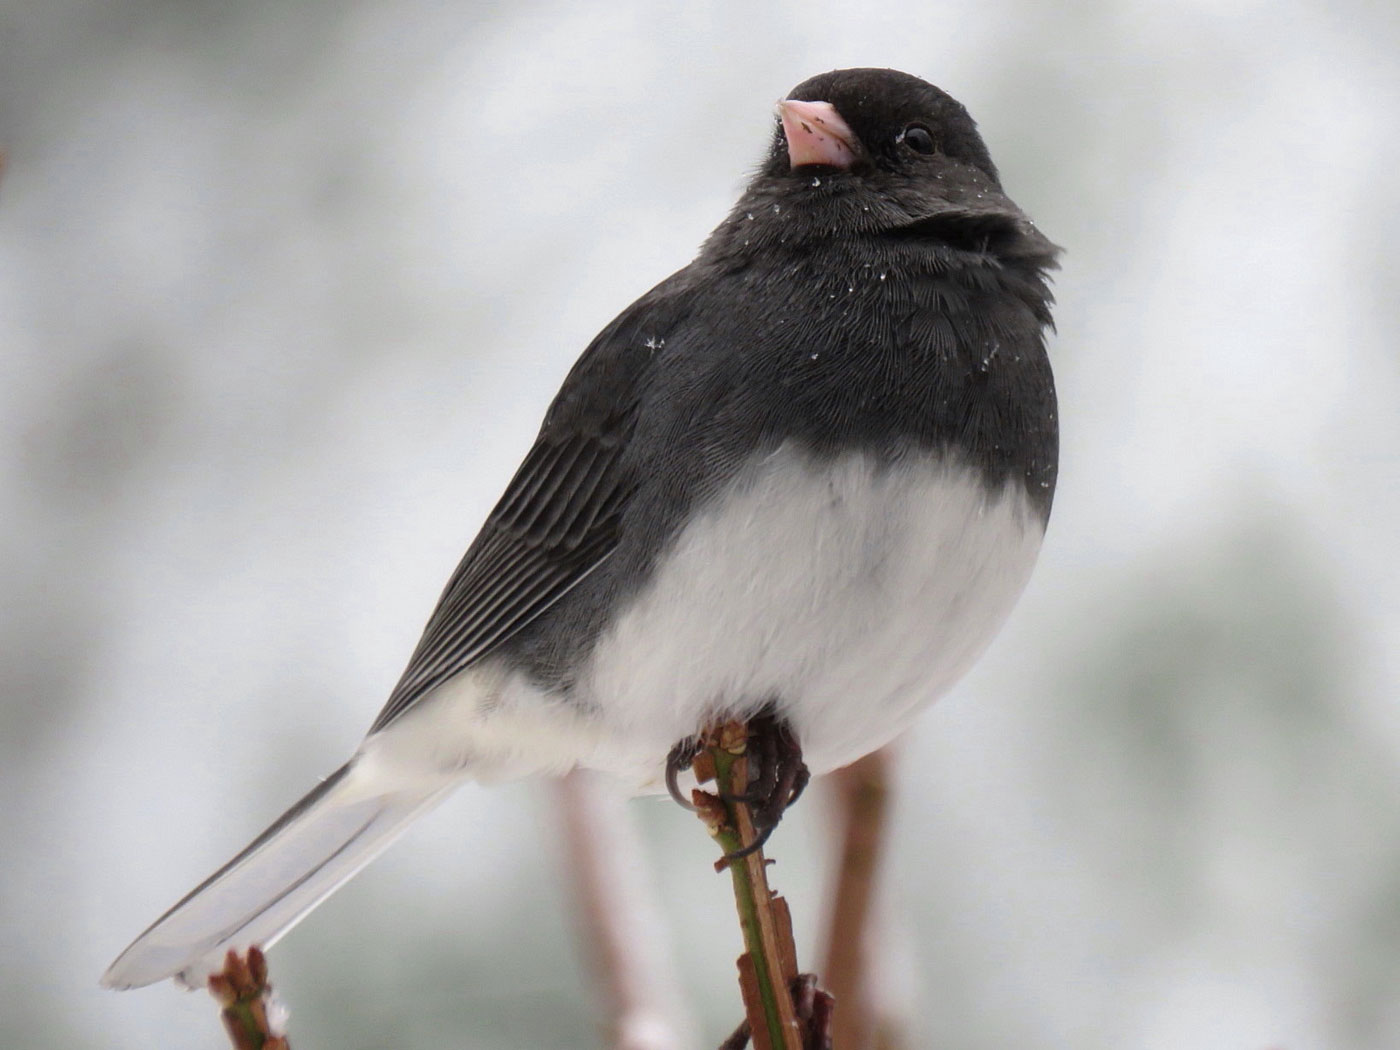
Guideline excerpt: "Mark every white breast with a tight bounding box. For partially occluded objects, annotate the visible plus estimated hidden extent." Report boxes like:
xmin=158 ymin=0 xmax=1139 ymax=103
xmin=576 ymin=444 xmax=1045 ymax=784
xmin=366 ymin=444 xmax=1045 ymax=792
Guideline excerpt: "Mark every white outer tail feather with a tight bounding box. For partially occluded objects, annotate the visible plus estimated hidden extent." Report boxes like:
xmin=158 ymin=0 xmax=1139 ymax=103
xmin=101 ymin=762 xmax=456 ymax=990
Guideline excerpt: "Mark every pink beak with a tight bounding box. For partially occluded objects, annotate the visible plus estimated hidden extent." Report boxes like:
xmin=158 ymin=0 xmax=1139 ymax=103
xmin=778 ymin=99 xmax=859 ymax=170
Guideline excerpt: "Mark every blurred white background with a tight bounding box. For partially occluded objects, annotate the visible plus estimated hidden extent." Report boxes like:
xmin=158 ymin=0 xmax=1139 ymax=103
xmin=4 ymin=0 xmax=1399 ymax=1047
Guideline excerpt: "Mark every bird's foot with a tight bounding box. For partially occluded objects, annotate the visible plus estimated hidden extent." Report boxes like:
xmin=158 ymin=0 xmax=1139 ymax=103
xmin=720 ymin=711 xmax=809 ymax=861
xmin=665 ymin=710 xmax=809 ymax=861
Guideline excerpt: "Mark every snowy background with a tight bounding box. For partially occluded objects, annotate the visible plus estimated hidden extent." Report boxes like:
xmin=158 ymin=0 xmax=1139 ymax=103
xmin=4 ymin=0 xmax=1399 ymax=1047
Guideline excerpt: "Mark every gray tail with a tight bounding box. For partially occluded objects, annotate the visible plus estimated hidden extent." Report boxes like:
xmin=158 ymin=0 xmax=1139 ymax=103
xmin=101 ymin=762 xmax=454 ymax=989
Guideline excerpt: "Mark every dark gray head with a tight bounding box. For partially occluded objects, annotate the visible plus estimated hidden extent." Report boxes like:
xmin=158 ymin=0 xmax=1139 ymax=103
xmin=762 ymin=67 xmax=1001 ymax=186
xmin=704 ymin=68 xmax=1053 ymax=262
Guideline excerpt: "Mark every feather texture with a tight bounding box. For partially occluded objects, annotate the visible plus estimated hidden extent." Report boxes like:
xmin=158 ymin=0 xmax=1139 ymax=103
xmin=100 ymin=765 xmax=454 ymax=990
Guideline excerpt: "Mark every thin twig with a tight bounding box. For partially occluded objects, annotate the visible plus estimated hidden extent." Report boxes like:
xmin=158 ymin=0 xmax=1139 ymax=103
xmin=693 ymin=722 xmax=805 ymax=1050
xmin=554 ymin=770 xmax=694 ymax=1050
xmin=207 ymin=947 xmax=290 ymax=1050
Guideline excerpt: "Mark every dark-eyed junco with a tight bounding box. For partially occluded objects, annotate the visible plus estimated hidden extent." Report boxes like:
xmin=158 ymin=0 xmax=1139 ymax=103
xmin=103 ymin=67 xmax=1058 ymax=991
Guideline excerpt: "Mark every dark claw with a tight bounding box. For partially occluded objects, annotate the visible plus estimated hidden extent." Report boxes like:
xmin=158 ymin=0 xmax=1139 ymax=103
xmin=786 ymin=763 xmax=811 ymax=810
xmin=721 ymin=711 xmax=809 ymax=862
xmin=719 ymin=821 xmax=778 ymax=862
xmin=665 ymin=737 xmax=701 ymax=810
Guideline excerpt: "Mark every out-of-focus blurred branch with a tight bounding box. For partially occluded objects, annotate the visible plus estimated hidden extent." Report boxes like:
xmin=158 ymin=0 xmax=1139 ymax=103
xmin=819 ymin=747 xmax=902 ymax=1050
xmin=208 ymin=947 xmax=290 ymax=1050
xmin=555 ymin=770 xmax=694 ymax=1050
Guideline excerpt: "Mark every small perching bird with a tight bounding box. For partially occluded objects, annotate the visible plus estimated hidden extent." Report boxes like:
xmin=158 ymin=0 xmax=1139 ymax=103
xmin=103 ymin=67 xmax=1058 ymax=992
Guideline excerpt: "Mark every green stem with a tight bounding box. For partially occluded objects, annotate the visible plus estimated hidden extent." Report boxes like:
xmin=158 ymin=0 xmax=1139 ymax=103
xmin=711 ymin=745 xmax=790 ymax=1050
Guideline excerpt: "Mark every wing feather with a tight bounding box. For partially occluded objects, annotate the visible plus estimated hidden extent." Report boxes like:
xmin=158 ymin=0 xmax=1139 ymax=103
xmin=368 ymin=272 xmax=693 ymax=732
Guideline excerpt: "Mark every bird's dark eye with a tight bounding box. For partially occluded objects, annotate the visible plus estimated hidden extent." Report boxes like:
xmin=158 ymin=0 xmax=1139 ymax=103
xmin=899 ymin=125 xmax=935 ymax=155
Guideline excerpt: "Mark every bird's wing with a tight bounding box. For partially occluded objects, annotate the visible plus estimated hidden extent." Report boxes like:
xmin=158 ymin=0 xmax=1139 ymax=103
xmin=368 ymin=272 xmax=692 ymax=732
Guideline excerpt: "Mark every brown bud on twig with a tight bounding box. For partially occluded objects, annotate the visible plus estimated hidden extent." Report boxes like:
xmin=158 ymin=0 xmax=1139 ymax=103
xmin=208 ymin=947 xmax=290 ymax=1050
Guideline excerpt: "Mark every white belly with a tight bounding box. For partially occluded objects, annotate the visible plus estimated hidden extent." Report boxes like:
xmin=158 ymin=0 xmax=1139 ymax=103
xmin=577 ymin=444 xmax=1044 ymax=783
xmin=365 ymin=444 xmax=1044 ymax=791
